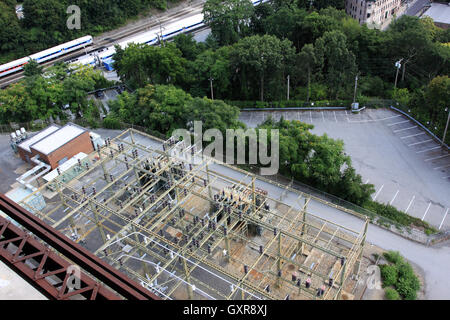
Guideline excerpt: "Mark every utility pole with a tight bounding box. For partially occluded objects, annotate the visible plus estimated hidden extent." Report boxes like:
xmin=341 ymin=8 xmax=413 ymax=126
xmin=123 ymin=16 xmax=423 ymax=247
xmin=287 ymin=75 xmax=290 ymax=101
xmin=394 ymin=58 xmax=403 ymax=89
xmin=209 ymin=77 xmax=214 ymax=100
xmin=443 ymin=108 xmax=450 ymax=148
xmin=353 ymin=74 xmax=359 ymax=103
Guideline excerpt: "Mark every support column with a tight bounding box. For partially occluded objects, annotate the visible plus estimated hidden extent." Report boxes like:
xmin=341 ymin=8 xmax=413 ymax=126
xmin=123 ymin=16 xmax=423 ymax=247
xmin=277 ymin=232 xmax=282 ymax=288
xmin=89 ymin=201 xmax=108 ymax=247
xmin=182 ymin=258 xmax=193 ymax=299
xmin=353 ymin=219 xmax=368 ymax=276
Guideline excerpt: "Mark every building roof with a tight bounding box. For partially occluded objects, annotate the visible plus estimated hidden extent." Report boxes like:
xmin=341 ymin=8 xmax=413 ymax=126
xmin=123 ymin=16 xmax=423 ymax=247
xmin=42 ymin=152 xmax=88 ymax=182
xmin=422 ymin=3 xmax=450 ymax=25
xmin=30 ymin=123 xmax=87 ymax=155
xmin=18 ymin=125 xmax=60 ymax=153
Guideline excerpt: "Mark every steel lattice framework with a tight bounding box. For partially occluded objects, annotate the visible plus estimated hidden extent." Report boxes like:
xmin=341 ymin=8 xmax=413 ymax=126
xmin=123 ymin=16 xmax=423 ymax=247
xmin=14 ymin=128 xmax=368 ymax=300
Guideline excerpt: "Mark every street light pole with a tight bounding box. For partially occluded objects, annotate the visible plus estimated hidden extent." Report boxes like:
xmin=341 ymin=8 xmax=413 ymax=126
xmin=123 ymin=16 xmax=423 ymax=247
xmin=394 ymin=58 xmax=403 ymax=89
xmin=209 ymin=77 xmax=214 ymax=100
xmin=443 ymin=108 xmax=450 ymax=147
xmin=287 ymin=75 xmax=290 ymax=101
xmin=353 ymin=74 xmax=359 ymax=103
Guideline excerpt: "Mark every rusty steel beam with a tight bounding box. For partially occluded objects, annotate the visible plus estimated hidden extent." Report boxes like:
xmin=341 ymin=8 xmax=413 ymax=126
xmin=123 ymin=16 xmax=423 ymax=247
xmin=0 ymin=215 xmax=120 ymax=300
xmin=0 ymin=194 xmax=159 ymax=300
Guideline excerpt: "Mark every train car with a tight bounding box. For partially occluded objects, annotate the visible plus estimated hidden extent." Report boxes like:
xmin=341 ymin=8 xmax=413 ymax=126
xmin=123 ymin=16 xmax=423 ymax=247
xmin=71 ymin=0 xmax=268 ymax=71
xmin=0 ymin=35 xmax=93 ymax=78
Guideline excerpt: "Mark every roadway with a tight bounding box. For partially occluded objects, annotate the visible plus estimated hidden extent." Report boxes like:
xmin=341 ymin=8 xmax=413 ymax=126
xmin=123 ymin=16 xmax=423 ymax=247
xmin=404 ymin=0 xmax=430 ymax=16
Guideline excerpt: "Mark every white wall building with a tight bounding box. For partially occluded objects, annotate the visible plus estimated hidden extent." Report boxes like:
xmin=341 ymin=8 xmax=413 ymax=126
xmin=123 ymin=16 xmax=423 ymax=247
xmin=346 ymin=0 xmax=402 ymax=28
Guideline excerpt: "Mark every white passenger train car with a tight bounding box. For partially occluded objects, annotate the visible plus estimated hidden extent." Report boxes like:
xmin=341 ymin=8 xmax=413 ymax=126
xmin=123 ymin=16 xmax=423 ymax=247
xmin=0 ymin=35 xmax=93 ymax=78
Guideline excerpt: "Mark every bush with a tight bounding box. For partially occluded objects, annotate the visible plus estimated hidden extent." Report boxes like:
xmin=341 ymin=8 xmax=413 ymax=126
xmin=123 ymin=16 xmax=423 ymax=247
xmin=385 ymin=288 xmax=401 ymax=300
xmin=396 ymin=276 xmax=420 ymax=300
xmin=363 ymin=201 xmax=437 ymax=233
xmin=380 ymin=264 xmax=398 ymax=287
xmin=380 ymin=251 xmax=421 ymax=300
xmin=103 ymin=116 xmax=122 ymax=129
xmin=383 ymin=251 xmax=403 ymax=264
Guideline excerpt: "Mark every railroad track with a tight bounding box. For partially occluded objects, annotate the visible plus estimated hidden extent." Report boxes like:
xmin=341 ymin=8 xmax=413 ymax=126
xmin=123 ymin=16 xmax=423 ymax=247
xmin=0 ymin=1 xmax=205 ymax=88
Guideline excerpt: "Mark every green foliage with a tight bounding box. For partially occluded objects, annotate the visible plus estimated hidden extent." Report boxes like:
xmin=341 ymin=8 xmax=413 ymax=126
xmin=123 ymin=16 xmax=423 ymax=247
xmin=0 ymin=64 xmax=107 ymax=124
xmin=363 ymin=201 xmax=437 ymax=233
xmin=379 ymin=264 xmax=398 ymax=287
xmin=230 ymin=34 xmax=296 ymax=101
xmin=23 ymin=60 xmax=43 ymax=77
xmin=113 ymin=42 xmax=186 ymax=89
xmin=385 ymin=288 xmax=401 ymax=300
xmin=108 ymin=84 xmax=243 ymax=136
xmin=379 ymin=251 xmax=421 ymax=300
xmin=103 ymin=116 xmax=122 ymax=129
xmin=383 ymin=251 xmax=403 ymax=264
xmin=0 ymin=0 xmax=177 ymax=62
xmin=256 ymin=119 xmax=374 ymax=205
xmin=203 ymin=0 xmax=255 ymax=46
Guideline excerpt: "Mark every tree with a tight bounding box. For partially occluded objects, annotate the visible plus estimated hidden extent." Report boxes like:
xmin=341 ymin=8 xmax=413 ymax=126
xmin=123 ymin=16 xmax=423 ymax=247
xmin=256 ymin=119 xmax=374 ymax=205
xmin=231 ymin=35 xmax=296 ymax=101
xmin=184 ymin=97 xmax=243 ymax=133
xmin=0 ymin=2 xmax=22 ymax=54
xmin=191 ymin=47 xmax=233 ymax=99
xmin=314 ymin=30 xmax=357 ymax=98
xmin=173 ymin=34 xmax=206 ymax=61
xmin=297 ymin=44 xmax=320 ymax=102
xmin=113 ymin=43 xmax=186 ymax=89
xmin=296 ymin=0 xmax=345 ymax=10
xmin=203 ymin=0 xmax=255 ymax=45
xmin=424 ymin=76 xmax=450 ymax=123
xmin=23 ymin=59 xmax=43 ymax=77
xmin=109 ymin=85 xmax=244 ymax=136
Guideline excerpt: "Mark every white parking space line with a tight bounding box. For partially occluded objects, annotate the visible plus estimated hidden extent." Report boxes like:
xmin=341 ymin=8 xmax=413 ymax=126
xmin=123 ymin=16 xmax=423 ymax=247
xmin=408 ymin=139 xmax=433 ymax=146
xmin=387 ymin=120 xmax=410 ymax=126
xmin=393 ymin=126 xmax=417 ymax=133
xmin=333 ymin=111 xmax=337 ymax=123
xmin=434 ymin=164 xmax=450 ymax=170
xmin=297 ymin=112 xmax=301 ymax=121
xmin=348 ymin=115 xmax=401 ymax=123
xmin=425 ymin=154 xmax=450 ymax=162
xmin=442 ymin=175 xmax=450 ymax=179
xmin=416 ymin=146 xmax=441 ymax=153
xmin=262 ymin=112 xmax=265 ymax=122
xmin=372 ymin=185 xmax=384 ymax=200
xmin=400 ymin=132 xmax=425 ymax=139
xmin=365 ymin=179 xmax=370 ymax=184
xmin=310 ymin=111 xmax=312 ymax=123
xmin=390 ymin=190 xmax=399 ymax=205
xmin=422 ymin=202 xmax=431 ymax=221
xmin=439 ymin=208 xmax=449 ymax=230
xmin=405 ymin=196 xmax=415 ymax=213
xmin=321 ymin=111 xmax=325 ymax=122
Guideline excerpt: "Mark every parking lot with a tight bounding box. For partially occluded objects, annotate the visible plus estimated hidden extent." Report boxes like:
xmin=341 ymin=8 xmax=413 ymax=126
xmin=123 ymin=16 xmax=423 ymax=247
xmin=239 ymin=108 xmax=450 ymax=230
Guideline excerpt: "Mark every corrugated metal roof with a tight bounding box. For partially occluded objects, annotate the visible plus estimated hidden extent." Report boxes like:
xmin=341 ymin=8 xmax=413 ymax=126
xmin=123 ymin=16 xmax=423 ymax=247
xmin=18 ymin=125 xmax=60 ymax=152
xmin=30 ymin=123 xmax=86 ymax=155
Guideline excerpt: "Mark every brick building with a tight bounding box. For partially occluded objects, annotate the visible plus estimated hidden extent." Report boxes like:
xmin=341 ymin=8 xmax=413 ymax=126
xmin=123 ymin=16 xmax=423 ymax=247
xmin=17 ymin=123 xmax=94 ymax=169
xmin=346 ymin=0 xmax=402 ymax=27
